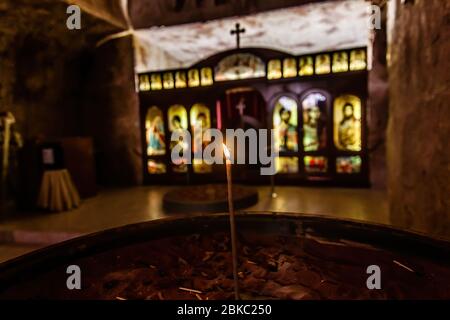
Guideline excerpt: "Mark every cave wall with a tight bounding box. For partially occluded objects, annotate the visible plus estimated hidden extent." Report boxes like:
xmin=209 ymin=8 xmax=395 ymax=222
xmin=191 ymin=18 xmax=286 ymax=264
xmin=387 ymin=0 xmax=450 ymax=235
xmin=83 ymin=37 xmax=142 ymax=186
xmin=0 ymin=0 xmax=141 ymax=192
xmin=367 ymin=1 xmax=389 ymax=189
xmin=0 ymin=0 xmax=92 ymax=139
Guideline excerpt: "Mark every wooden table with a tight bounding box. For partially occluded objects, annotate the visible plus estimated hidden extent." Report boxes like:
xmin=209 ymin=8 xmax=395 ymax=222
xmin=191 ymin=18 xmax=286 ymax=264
xmin=37 ymin=169 xmax=81 ymax=212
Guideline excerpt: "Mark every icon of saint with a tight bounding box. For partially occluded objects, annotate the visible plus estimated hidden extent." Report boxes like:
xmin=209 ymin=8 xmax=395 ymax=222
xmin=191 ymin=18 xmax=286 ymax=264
xmin=338 ymin=103 xmax=360 ymax=150
xmin=303 ymin=106 xmax=321 ymax=151
xmin=276 ymin=108 xmax=298 ymax=152
xmin=148 ymin=116 xmax=165 ymax=155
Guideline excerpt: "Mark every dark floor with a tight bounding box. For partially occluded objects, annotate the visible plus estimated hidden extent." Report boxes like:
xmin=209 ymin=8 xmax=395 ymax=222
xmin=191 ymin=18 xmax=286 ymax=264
xmin=1 ymin=185 xmax=447 ymax=263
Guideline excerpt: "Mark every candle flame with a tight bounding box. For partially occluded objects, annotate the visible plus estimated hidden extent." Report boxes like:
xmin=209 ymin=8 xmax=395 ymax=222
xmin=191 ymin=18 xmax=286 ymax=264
xmin=223 ymin=143 xmax=231 ymax=160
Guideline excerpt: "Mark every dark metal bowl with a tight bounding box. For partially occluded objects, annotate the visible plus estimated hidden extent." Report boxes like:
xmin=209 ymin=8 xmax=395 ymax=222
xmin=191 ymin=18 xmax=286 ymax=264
xmin=0 ymin=212 xmax=449 ymax=299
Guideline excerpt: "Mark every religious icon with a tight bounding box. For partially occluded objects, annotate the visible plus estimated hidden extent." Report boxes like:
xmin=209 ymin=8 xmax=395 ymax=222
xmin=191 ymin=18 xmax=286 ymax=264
xmin=333 ymin=95 xmax=362 ymax=152
xmin=146 ymin=106 xmax=166 ymax=156
xmin=235 ymin=97 xmax=247 ymax=117
xmin=273 ymin=96 xmax=298 ymax=152
xmin=337 ymin=103 xmax=360 ymax=149
xmin=215 ymin=53 xmax=265 ymax=81
xmin=332 ymin=52 xmax=349 ymax=73
xmin=175 ymin=71 xmax=187 ymax=88
xmin=315 ymin=54 xmax=331 ymax=74
xmin=192 ymin=159 xmax=212 ymax=174
xmin=275 ymin=157 xmax=299 ymax=174
xmin=168 ymin=105 xmax=188 ymax=173
xmin=200 ymin=67 xmax=213 ymax=86
xmin=298 ymin=56 xmax=314 ymax=76
xmin=302 ymin=93 xmax=327 ymax=151
xmin=42 ymin=148 xmax=55 ymax=166
xmin=188 ymin=69 xmax=200 ymax=87
xmin=304 ymin=156 xmax=328 ymax=173
xmin=283 ymin=58 xmax=297 ymax=78
xmin=150 ymin=74 xmax=162 ymax=90
xmin=190 ymin=104 xmax=212 ymax=173
xmin=39 ymin=143 xmax=64 ymax=170
xmin=163 ymin=72 xmax=174 ymax=89
xmin=267 ymin=59 xmax=282 ymax=80
xmin=336 ymin=156 xmax=362 ymax=174
xmin=192 ymin=112 xmax=209 ymax=152
xmin=139 ymin=75 xmax=150 ymax=91
xmin=148 ymin=160 xmax=166 ymax=174
xmin=350 ymin=49 xmax=367 ymax=71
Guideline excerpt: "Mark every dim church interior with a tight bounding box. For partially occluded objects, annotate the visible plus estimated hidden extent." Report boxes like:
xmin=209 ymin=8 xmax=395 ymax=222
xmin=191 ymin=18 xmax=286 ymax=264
xmin=0 ymin=0 xmax=448 ymax=262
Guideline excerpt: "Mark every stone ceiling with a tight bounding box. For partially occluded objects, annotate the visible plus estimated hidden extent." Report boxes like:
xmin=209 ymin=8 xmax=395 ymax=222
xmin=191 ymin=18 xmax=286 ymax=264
xmin=64 ymin=0 xmax=371 ymax=73
xmin=134 ymin=0 xmax=370 ymax=72
xmin=64 ymin=0 xmax=129 ymax=29
xmin=67 ymin=0 xmax=337 ymax=29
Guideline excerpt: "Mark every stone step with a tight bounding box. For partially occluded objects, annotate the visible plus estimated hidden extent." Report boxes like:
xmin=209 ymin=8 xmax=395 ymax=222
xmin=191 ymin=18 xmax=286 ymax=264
xmin=0 ymin=229 xmax=83 ymax=263
xmin=0 ymin=244 xmax=44 ymax=263
xmin=0 ymin=229 xmax=82 ymax=246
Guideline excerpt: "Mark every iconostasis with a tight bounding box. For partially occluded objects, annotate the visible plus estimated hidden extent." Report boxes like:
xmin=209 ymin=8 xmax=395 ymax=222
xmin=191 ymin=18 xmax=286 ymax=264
xmin=139 ymin=47 xmax=369 ymax=187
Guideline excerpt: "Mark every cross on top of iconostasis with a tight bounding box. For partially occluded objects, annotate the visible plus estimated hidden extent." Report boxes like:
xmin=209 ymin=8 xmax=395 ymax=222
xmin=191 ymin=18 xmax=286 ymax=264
xmin=230 ymin=23 xmax=246 ymax=49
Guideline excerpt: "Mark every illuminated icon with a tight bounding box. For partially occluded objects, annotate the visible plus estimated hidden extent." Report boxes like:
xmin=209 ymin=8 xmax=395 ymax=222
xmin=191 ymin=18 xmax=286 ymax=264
xmin=150 ymin=74 xmax=162 ymax=90
xmin=298 ymin=56 xmax=314 ymax=76
xmin=200 ymin=67 xmax=213 ymax=86
xmin=163 ymin=72 xmax=174 ymax=89
xmin=315 ymin=54 xmax=331 ymax=75
xmin=267 ymin=59 xmax=282 ymax=80
xmin=283 ymin=58 xmax=297 ymax=78
xmin=188 ymin=69 xmax=200 ymax=87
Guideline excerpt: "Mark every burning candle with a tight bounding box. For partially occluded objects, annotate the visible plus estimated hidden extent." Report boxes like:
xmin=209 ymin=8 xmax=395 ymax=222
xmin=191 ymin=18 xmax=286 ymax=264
xmin=266 ymin=146 xmax=277 ymax=198
xmin=223 ymin=143 xmax=240 ymax=300
xmin=270 ymin=174 xmax=277 ymax=198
